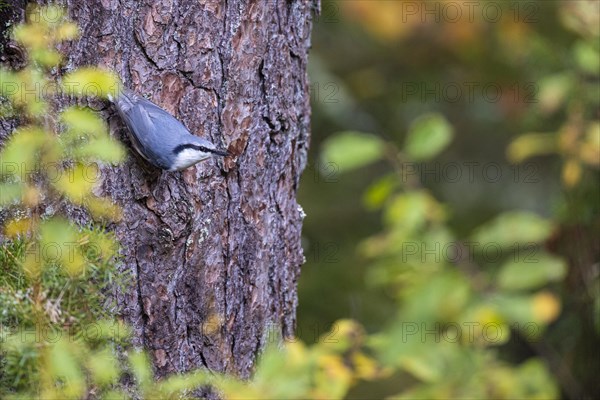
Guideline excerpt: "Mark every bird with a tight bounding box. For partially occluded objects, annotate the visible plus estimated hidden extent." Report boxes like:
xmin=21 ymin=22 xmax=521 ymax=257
xmin=109 ymin=88 xmax=228 ymax=171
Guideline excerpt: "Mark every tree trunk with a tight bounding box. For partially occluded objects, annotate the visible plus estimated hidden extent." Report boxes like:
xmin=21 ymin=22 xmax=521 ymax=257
xmin=1 ymin=0 xmax=316 ymax=382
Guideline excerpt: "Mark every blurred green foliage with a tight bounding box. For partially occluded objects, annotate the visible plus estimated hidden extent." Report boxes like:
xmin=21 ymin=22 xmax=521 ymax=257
xmin=314 ymin=115 xmax=563 ymax=398
xmin=298 ymin=0 xmax=599 ymax=398
xmin=0 ymin=5 xmax=128 ymax=398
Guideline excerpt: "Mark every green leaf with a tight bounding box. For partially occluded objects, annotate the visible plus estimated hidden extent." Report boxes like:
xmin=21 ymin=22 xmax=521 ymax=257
xmin=60 ymin=107 xmax=125 ymax=164
xmin=4 ymin=69 xmax=50 ymax=117
xmin=491 ymin=291 xmax=560 ymax=326
xmin=48 ymin=339 xmax=85 ymax=398
xmin=507 ymin=133 xmax=557 ymax=163
xmin=88 ymin=348 xmax=119 ymax=386
xmin=537 ymin=73 xmax=574 ymax=114
xmin=51 ymin=163 xmax=97 ymax=204
xmin=471 ymin=211 xmax=554 ymax=249
xmin=39 ymin=217 xmax=85 ymax=275
xmin=129 ymin=351 xmax=152 ymax=388
xmin=100 ymin=389 xmax=129 ymax=400
xmin=39 ymin=218 xmax=78 ymax=250
xmin=490 ymin=293 xmax=536 ymax=325
xmin=252 ymin=342 xmax=311 ymax=398
xmin=156 ymin=370 xmax=214 ymax=397
xmin=61 ymin=107 xmax=107 ymax=138
xmin=62 ymin=68 xmax=121 ymax=99
xmin=320 ymin=131 xmax=385 ymax=173
xmin=31 ymin=48 xmax=62 ymax=67
xmin=385 ymin=192 xmax=429 ymax=232
xmin=574 ymin=40 xmax=600 ymax=75
xmin=515 ymin=359 xmax=559 ymax=399
xmin=498 ymin=253 xmax=567 ymax=291
xmin=401 ymin=271 xmax=471 ymax=322
xmin=0 ymin=69 xmax=21 ymax=100
xmin=74 ymin=137 xmax=126 ymax=164
xmin=91 ymin=319 xmax=131 ymax=342
xmin=385 ymin=191 xmax=446 ymax=232
xmin=404 ymin=113 xmax=453 ymax=161
xmin=400 ymin=344 xmax=446 ymax=382
xmin=0 ymin=126 xmax=48 ymax=179
xmin=362 ymin=173 xmax=398 ymax=210
xmin=0 ymin=183 xmax=24 ymax=205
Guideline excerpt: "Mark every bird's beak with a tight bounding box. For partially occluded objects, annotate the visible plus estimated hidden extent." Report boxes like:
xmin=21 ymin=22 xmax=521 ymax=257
xmin=210 ymin=148 xmax=229 ymax=157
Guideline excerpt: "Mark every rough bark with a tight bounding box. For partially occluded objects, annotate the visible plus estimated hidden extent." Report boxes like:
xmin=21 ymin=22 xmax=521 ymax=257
xmin=1 ymin=0 xmax=316 ymax=382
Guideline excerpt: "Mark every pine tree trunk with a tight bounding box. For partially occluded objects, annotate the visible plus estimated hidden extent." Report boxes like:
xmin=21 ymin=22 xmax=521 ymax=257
xmin=1 ymin=0 xmax=316 ymax=381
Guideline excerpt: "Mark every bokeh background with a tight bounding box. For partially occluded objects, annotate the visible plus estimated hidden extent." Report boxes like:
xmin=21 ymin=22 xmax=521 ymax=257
xmin=296 ymin=1 xmax=599 ymax=398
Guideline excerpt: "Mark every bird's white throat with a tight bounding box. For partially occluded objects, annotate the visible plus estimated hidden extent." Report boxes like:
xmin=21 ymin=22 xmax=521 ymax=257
xmin=170 ymin=148 xmax=210 ymax=171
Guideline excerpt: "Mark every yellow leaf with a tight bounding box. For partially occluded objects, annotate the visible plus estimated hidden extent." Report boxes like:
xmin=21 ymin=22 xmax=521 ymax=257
xmin=562 ymin=159 xmax=582 ymax=188
xmin=86 ymin=197 xmax=122 ymax=221
xmin=559 ymin=122 xmax=580 ymax=153
xmin=62 ymin=68 xmax=121 ymax=99
xmin=319 ymin=354 xmax=351 ymax=379
xmin=56 ymin=22 xmax=79 ymax=41
xmin=64 ymin=252 xmax=86 ymax=276
xmin=83 ymin=232 xmax=119 ymax=262
xmin=319 ymin=319 xmax=364 ymax=351
xmin=352 ymin=352 xmax=379 ymax=380
xmin=202 ymin=314 xmax=223 ymax=336
xmin=4 ymin=218 xmax=33 ymax=238
xmin=314 ymin=353 xmax=353 ymax=398
xmin=462 ymin=305 xmax=511 ymax=346
xmin=579 ymin=122 xmax=600 ymax=166
xmin=532 ymin=291 xmax=561 ymax=323
xmin=22 ymin=185 xmax=41 ymax=207
xmin=285 ymin=341 xmax=308 ymax=367
xmin=52 ymin=164 xmax=97 ymax=204
xmin=507 ymin=133 xmax=557 ymax=163
xmin=12 ymin=24 xmax=48 ymax=50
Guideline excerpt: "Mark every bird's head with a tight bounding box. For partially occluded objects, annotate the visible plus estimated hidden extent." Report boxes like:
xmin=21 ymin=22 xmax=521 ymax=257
xmin=170 ymin=136 xmax=228 ymax=171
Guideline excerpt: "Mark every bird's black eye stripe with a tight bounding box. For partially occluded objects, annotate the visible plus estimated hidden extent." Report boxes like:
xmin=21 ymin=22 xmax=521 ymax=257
xmin=173 ymin=144 xmax=208 ymax=155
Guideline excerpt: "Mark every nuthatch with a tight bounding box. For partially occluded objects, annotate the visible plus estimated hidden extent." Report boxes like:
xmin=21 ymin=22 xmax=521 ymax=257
xmin=109 ymin=88 xmax=228 ymax=171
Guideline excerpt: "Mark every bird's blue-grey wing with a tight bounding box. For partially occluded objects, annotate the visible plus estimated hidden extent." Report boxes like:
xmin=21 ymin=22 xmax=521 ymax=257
xmin=117 ymin=94 xmax=172 ymax=168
